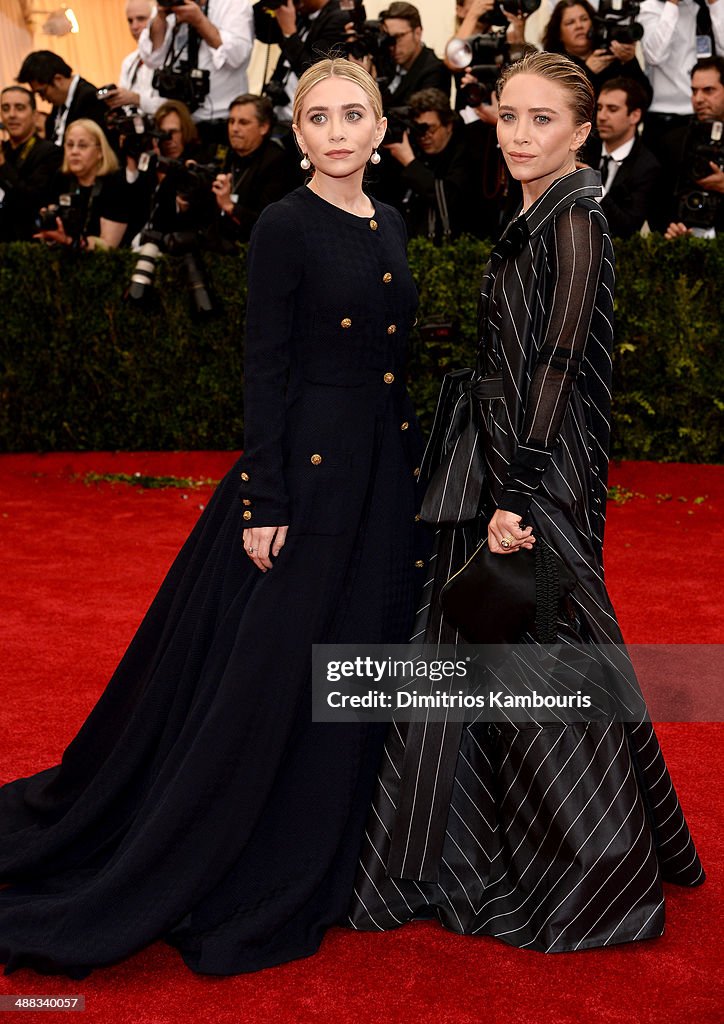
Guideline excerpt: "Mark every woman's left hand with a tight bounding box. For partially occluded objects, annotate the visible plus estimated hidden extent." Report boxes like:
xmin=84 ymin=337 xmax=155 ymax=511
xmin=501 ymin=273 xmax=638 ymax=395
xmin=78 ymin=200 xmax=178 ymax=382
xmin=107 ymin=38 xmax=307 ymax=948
xmin=585 ymin=49 xmax=616 ymax=74
xmin=488 ymin=508 xmax=535 ymax=554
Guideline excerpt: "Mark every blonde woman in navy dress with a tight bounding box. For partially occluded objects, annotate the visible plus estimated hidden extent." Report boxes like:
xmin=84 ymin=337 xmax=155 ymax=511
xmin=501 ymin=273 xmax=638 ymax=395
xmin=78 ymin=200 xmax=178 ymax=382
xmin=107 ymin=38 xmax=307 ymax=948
xmin=350 ymin=52 xmax=704 ymax=952
xmin=0 ymin=61 xmax=426 ymax=977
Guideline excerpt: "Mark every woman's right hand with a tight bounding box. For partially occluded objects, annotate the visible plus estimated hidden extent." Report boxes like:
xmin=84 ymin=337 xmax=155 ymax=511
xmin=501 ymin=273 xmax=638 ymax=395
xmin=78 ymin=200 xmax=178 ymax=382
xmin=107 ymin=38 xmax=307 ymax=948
xmin=243 ymin=525 xmax=288 ymax=572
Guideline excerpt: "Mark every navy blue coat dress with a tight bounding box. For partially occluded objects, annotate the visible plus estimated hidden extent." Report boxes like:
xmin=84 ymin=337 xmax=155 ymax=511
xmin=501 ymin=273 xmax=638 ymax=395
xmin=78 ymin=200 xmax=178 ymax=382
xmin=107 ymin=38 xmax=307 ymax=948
xmin=0 ymin=186 xmax=426 ymax=977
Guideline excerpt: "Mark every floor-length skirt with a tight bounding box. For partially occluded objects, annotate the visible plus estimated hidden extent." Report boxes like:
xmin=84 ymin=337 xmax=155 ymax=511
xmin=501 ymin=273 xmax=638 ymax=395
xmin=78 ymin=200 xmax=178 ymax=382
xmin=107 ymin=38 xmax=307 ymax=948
xmin=0 ymin=412 xmax=422 ymax=977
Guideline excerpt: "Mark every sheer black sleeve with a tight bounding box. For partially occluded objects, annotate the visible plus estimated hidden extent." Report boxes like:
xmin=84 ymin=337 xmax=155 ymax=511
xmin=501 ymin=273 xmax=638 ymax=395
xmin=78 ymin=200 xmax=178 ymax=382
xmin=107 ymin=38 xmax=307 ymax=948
xmin=500 ymin=204 xmax=605 ymax=518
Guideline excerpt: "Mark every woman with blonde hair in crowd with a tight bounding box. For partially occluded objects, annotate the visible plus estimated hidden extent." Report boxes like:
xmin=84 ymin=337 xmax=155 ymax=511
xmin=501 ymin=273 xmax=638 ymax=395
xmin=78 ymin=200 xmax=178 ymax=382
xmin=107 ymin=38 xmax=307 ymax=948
xmin=0 ymin=57 xmax=427 ymax=978
xmin=34 ymin=118 xmax=130 ymax=249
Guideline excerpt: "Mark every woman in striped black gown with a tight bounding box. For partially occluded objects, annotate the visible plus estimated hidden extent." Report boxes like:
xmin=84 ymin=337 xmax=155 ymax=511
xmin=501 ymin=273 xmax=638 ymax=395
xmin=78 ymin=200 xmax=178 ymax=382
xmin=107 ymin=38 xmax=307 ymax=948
xmin=349 ymin=52 xmax=704 ymax=952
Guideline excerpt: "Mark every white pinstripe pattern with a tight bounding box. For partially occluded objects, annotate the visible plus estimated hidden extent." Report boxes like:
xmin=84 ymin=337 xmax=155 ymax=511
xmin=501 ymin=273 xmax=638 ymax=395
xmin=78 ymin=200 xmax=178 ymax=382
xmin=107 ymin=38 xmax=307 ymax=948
xmin=348 ymin=171 xmax=703 ymax=951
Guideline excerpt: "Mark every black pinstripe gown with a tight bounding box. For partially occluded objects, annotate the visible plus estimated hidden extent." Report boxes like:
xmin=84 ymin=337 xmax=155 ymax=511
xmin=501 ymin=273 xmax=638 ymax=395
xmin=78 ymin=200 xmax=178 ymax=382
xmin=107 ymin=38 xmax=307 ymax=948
xmin=348 ymin=169 xmax=704 ymax=952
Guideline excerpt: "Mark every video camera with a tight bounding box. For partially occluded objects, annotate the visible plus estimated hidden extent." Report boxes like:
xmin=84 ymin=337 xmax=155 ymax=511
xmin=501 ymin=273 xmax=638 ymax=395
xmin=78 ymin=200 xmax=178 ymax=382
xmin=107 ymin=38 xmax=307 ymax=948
xmin=590 ymin=0 xmax=643 ymax=50
xmin=446 ymin=30 xmax=527 ymax=107
xmin=676 ymin=119 xmax=724 ymax=229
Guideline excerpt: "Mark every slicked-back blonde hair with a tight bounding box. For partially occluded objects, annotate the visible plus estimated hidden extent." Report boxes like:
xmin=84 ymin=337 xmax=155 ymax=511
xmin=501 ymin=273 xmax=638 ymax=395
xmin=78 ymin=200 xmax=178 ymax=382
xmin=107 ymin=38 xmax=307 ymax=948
xmin=497 ymin=51 xmax=595 ymax=128
xmin=62 ymin=118 xmax=119 ymax=177
xmin=292 ymin=58 xmax=384 ymax=126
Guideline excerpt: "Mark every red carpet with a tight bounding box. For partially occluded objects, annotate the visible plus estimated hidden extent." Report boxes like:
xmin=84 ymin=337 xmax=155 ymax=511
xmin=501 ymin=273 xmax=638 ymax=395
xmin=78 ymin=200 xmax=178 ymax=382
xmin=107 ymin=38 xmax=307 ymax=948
xmin=0 ymin=453 xmax=721 ymax=1024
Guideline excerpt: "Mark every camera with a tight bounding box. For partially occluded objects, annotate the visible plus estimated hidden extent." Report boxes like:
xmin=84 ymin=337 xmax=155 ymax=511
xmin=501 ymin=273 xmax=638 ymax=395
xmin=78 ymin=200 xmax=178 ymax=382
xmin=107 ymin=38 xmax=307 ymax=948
xmin=590 ymin=0 xmax=643 ymax=49
xmin=128 ymin=227 xmax=214 ymax=313
xmin=446 ymin=31 xmax=526 ymax=107
xmin=252 ymin=0 xmax=289 ymax=44
xmin=35 ymin=193 xmax=84 ymax=240
xmin=676 ymin=189 xmax=721 ymax=230
xmin=688 ymin=119 xmax=724 ymax=180
xmin=152 ymin=66 xmax=210 ymax=112
xmin=385 ymin=106 xmax=417 ymax=145
xmin=96 ymin=83 xmax=117 ymax=100
xmin=105 ymin=109 xmax=170 ymax=163
xmin=675 ymin=119 xmax=724 ymax=229
xmin=482 ymin=0 xmax=541 ymax=28
xmin=262 ymin=79 xmax=291 ymax=109
xmin=157 ymin=0 xmax=185 ymax=7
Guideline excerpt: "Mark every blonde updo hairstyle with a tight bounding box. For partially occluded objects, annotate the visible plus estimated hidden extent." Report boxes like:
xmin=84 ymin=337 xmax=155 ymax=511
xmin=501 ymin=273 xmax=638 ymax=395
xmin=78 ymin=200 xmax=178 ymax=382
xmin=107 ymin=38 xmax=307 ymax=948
xmin=497 ymin=51 xmax=595 ymax=146
xmin=292 ymin=58 xmax=384 ymax=128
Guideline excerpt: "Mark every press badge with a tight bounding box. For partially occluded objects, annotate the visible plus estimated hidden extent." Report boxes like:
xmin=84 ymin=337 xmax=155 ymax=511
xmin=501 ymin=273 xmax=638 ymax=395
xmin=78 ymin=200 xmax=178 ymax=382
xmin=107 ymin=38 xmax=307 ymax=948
xmin=696 ymin=35 xmax=713 ymax=58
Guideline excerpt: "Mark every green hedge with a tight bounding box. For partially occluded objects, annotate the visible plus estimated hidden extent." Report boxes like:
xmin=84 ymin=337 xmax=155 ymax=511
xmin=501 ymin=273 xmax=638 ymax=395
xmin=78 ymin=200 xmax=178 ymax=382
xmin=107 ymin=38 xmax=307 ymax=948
xmin=1 ymin=235 xmax=722 ymax=461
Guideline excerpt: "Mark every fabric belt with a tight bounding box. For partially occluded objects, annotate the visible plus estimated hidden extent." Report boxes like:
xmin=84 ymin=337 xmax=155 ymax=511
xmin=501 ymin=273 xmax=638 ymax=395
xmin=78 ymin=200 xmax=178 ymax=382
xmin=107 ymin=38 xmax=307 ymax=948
xmin=470 ymin=374 xmax=503 ymax=400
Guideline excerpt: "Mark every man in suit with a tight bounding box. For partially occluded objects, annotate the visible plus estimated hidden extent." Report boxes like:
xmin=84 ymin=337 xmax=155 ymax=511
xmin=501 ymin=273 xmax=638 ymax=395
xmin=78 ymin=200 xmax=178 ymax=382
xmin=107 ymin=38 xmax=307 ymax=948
xmin=590 ymin=77 xmax=661 ymax=238
xmin=379 ymin=2 xmax=451 ymax=109
xmin=17 ymin=51 xmax=107 ymax=148
xmin=265 ymin=0 xmax=350 ymax=124
xmin=0 ymin=85 xmax=62 ymax=240
xmin=212 ymin=94 xmax=296 ymax=242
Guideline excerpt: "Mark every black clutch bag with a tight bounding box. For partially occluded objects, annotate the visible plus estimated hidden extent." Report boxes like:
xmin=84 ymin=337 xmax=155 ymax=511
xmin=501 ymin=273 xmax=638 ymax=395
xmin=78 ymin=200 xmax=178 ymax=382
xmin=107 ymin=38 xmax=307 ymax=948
xmin=439 ymin=539 xmax=576 ymax=644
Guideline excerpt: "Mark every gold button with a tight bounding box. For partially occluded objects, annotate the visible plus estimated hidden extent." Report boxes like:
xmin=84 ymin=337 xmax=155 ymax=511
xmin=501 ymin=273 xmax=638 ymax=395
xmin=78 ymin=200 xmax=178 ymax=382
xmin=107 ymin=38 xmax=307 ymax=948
xmin=383 ymin=372 xmax=394 ymax=384
xmin=413 ymin=467 xmax=420 ymax=477
xmin=383 ymin=272 xmax=392 ymax=284
xmin=310 ymin=453 xmax=323 ymax=465
xmin=414 ymin=514 xmax=421 ymax=522
xmin=243 ymin=510 xmax=252 ymax=520
xmin=242 ymin=499 xmax=251 ymax=506
xmin=400 ymin=421 xmax=409 ymax=430
xmin=369 ymin=219 xmax=378 ymax=230
xmin=415 ymin=560 xmax=425 ymax=568
xmin=387 ymin=324 xmax=397 ymax=335
xmin=240 ymin=472 xmax=249 ymax=482
xmin=341 ymin=317 xmax=352 ymax=328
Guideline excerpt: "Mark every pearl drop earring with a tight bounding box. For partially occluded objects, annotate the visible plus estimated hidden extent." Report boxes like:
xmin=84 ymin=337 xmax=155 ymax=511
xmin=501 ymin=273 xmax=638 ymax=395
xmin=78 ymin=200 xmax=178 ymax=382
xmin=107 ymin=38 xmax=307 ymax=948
xmin=300 ymin=153 xmax=311 ymax=171
xmin=370 ymin=149 xmax=381 ymax=165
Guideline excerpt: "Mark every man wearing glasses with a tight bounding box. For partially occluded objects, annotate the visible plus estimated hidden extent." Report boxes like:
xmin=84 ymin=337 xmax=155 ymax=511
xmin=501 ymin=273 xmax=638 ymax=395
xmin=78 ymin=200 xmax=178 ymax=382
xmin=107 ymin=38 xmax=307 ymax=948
xmin=380 ymin=3 xmax=451 ymax=109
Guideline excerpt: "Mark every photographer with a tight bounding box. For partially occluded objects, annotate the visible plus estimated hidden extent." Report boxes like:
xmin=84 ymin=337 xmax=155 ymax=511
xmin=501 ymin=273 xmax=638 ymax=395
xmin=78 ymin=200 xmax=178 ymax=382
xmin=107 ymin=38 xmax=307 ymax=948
xmin=34 ymin=119 xmax=131 ymax=249
xmin=262 ymin=0 xmax=351 ymax=124
xmin=384 ymin=87 xmax=474 ymax=241
xmin=102 ymin=0 xmax=163 ymax=117
xmin=0 ymin=86 xmax=62 ymax=241
xmin=380 ymin=3 xmax=451 ymax=108
xmin=212 ymin=94 xmax=295 ymax=242
xmin=639 ymin=0 xmax=724 ymax=158
xmin=586 ymin=77 xmax=661 ymax=237
xmin=139 ymin=0 xmax=254 ymax=149
xmin=17 ymin=51 xmax=107 ymax=147
xmin=543 ymin=0 xmax=651 ymax=100
xmin=652 ymin=57 xmax=724 ymax=237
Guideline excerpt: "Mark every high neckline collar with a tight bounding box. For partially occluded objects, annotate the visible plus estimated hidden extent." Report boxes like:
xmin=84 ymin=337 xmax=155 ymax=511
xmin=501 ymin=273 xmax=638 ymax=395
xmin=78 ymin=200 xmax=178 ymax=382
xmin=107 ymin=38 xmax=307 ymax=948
xmin=522 ymin=168 xmax=603 ymax=238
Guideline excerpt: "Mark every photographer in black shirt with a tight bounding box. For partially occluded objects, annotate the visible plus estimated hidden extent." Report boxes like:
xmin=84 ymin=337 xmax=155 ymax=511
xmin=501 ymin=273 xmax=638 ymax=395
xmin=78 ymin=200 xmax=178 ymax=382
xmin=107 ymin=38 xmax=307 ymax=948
xmin=384 ymin=87 xmax=474 ymax=241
